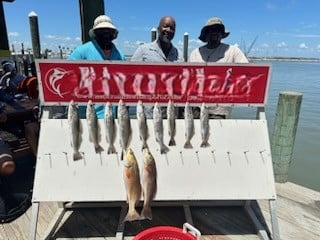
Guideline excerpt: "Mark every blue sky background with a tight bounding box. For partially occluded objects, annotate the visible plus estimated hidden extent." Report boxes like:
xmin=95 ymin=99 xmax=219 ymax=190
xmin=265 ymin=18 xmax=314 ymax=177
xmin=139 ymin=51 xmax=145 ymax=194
xmin=3 ymin=0 xmax=320 ymax=58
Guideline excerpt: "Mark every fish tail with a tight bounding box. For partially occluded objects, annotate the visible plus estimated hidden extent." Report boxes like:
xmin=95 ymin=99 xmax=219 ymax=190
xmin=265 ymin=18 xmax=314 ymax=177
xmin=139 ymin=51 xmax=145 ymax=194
xmin=142 ymin=142 xmax=148 ymax=151
xmin=95 ymin=144 xmax=104 ymax=153
xmin=160 ymin=144 xmax=170 ymax=154
xmin=200 ymin=141 xmax=210 ymax=148
xmin=107 ymin=145 xmax=116 ymax=154
xmin=124 ymin=208 xmax=140 ymax=222
xmin=168 ymin=138 xmax=176 ymax=146
xmin=73 ymin=151 xmax=82 ymax=161
xmin=184 ymin=141 xmax=193 ymax=149
xmin=140 ymin=205 xmax=152 ymax=220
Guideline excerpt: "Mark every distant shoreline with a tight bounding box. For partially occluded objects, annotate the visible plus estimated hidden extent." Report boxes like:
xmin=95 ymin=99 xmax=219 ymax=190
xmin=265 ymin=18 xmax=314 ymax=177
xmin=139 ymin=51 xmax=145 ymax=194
xmin=249 ymin=56 xmax=320 ymax=62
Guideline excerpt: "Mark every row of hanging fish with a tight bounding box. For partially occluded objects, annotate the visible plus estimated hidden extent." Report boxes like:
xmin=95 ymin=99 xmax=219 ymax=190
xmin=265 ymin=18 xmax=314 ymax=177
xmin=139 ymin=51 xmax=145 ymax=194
xmin=67 ymin=99 xmax=211 ymax=161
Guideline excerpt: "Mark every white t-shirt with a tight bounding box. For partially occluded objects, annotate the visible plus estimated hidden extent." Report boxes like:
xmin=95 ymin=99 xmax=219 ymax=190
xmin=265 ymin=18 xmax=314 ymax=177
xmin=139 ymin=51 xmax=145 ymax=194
xmin=189 ymin=43 xmax=248 ymax=116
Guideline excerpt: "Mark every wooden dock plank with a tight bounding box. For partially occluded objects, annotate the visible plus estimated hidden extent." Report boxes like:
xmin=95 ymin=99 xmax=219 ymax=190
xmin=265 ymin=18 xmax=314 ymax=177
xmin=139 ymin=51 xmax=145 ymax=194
xmin=0 ymin=182 xmax=320 ymax=240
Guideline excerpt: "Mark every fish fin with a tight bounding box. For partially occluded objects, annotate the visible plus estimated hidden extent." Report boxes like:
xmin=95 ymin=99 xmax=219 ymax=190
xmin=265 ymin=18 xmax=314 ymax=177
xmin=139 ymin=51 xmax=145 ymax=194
xmin=107 ymin=145 xmax=116 ymax=154
xmin=95 ymin=145 xmax=104 ymax=153
xmin=140 ymin=205 xmax=152 ymax=220
xmin=200 ymin=141 xmax=210 ymax=148
xmin=184 ymin=141 xmax=193 ymax=149
xmin=160 ymin=144 xmax=170 ymax=154
xmin=123 ymin=209 xmax=140 ymax=222
xmin=168 ymin=138 xmax=176 ymax=146
xmin=73 ymin=152 xmax=82 ymax=161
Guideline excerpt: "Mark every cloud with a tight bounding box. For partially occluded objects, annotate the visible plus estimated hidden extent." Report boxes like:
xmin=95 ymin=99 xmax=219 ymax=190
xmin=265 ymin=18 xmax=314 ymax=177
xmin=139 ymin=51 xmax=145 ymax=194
xmin=45 ymin=35 xmax=56 ymax=39
xmin=8 ymin=32 xmax=19 ymax=37
xmin=265 ymin=2 xmax=277 ymax=11
xmin=299 ymin=43 xmax=308 ymax=49
xmin=277 ymin=41 xmax=287 ymax=48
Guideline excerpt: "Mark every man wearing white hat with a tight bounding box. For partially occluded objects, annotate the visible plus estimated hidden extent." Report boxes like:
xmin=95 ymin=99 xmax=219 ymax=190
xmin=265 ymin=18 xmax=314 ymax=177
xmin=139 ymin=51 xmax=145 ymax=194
xmin=69 ymin=15 xmax=125 ymax=61
xmin=68 ymin=15 xmax=126 ymax=118
xmin=189 ymin=17 xmax=248 ymax=119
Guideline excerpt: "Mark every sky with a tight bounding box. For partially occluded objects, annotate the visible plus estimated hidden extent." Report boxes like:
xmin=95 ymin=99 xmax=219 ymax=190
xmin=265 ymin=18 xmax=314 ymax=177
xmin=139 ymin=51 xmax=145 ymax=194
xmin=3 ymin=0 xmax=320 ymax=59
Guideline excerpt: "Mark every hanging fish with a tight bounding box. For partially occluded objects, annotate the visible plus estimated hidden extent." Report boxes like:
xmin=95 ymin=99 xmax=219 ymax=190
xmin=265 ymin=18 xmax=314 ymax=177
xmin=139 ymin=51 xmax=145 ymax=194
xmin=104 ymin=102 xmax=116 ymax=154
xmin=167 ymin=100 xmax=176 ymax=146
xmin=86 ymin=100 xmax=104 ymax=153
xmin=153 ymin=102 xmax=169 ymax=154
xmin=118 ymin=100 xmax=132 ymax=160
xmin=200 ymin=103 xmax=210 ymax=148
xmin=184 ymin=102 xmax=195 ymax=149
xmin=123 ymin=148 xmax=141 ymax=222
xmin=67 ymin=100 xmax=82 ymax=160
xmin=137 ymin=100 xmax=149 ymax=150
xmin=140 ymin=147 xmax=157 ymax=220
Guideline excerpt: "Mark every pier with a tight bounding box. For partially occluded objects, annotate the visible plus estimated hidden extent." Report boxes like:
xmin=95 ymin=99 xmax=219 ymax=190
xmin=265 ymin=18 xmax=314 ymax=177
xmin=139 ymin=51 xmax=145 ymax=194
xmin=0 ymin=181 xmax=319 ymax=239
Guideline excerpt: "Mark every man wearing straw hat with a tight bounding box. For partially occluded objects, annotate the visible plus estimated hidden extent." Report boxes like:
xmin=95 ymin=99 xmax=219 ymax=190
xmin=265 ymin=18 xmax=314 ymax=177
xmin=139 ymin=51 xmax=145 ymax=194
xmin=69 ymin=15 xmax=125 ymax=61
xmin=68 ymin=15 xmax=126 ymax=118
xmin=189 ymin=17 xmax=248 ymax=119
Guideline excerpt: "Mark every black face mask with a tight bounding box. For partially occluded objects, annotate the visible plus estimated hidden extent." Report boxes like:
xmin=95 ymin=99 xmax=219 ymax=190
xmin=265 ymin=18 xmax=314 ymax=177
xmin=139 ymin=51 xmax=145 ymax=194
xmin=94 ymin=29 xmax=115 ymax=50
xmin=95 ymin=34 xmax=113 ymax=50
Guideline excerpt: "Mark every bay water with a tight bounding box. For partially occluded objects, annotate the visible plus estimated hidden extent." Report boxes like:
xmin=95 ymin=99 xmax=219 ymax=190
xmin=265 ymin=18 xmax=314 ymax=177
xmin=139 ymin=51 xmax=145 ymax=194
xmin=233 ymin=60 xmax=320 ymax=192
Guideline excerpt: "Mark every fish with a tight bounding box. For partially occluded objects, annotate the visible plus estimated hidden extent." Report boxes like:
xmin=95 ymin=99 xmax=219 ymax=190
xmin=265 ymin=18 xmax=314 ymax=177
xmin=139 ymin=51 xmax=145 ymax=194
xmin=86 ymin=100 xmax=104 ymax=153
xmin=136 ymin=100 xmax=149 ymax=150
xmin=184 ymin=102 xmax=195 ymax=149
xmin=104 ymin=102 xmax=116 ymax=154
xmin=167 ymin=100 xmax=176 ymax=146
xmin=200 ymin=103 xmax=210 ymax=147
xmin=67 ymin=100 xmax=82 ymax=160
xmin=123 ymin=148 xmax=142 ymax=222
xmin=140 ymin=147 xmax=157 ymax=220
xmin=153 ymin=102 xmax=169 ymax=154
xmin=118 ymin=100 xmax=132 ymax=160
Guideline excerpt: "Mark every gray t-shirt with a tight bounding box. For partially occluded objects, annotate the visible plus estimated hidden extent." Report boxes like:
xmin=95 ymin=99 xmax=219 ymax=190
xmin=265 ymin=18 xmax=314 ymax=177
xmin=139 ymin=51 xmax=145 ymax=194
xmin=131 ymin=41 xmax=180 ymax=62
xmin=131 ymin=41 xmax=182 ymax=118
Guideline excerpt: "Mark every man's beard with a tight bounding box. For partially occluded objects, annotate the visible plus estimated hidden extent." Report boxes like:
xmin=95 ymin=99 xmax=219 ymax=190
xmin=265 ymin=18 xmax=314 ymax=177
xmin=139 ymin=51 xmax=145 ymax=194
xmin=159 ymin=34 xmax=173 ymax=44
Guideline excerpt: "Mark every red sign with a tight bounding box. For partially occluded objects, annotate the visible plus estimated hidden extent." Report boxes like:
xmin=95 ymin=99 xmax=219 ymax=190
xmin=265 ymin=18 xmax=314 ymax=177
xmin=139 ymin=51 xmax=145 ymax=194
xmin=36 ymin=60 xmax=270 ymax=106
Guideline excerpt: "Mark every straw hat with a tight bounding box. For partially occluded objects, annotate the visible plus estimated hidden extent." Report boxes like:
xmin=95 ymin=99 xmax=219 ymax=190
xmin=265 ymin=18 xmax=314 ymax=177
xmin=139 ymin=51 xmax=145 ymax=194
xmin=89 ymin=15 xmax=118 ymax=39
xmin=199 ymin=17 xmax=230 ymax=42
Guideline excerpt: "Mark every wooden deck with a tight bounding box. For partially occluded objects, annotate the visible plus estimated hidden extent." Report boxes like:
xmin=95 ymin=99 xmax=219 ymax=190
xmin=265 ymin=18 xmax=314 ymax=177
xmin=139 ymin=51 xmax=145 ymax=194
xmin=0 ymin=182 xmax=319 ymax=240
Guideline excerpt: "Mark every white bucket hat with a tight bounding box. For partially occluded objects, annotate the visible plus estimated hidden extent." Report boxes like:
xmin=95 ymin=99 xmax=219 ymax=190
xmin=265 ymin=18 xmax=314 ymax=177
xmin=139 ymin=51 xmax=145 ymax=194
xmin=89 ymin=15 xmax=118 ymax=39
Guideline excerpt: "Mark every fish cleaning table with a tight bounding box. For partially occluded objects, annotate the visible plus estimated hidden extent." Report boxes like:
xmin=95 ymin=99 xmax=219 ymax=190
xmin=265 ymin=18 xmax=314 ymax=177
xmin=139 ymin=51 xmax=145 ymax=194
xmin=29 ymin=60 xmax=279 ymax=240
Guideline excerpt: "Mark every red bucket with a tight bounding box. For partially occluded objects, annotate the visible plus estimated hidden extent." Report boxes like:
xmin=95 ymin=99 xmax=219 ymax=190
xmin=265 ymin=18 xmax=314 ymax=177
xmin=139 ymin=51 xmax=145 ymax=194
xmin=133 ymin=223 xmax=201 ymax=240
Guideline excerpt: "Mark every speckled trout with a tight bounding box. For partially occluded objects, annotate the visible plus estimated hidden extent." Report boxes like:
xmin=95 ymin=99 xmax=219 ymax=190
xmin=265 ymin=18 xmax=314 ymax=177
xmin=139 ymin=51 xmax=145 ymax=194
xmin=118 ymin=100 xmax=132 ymax=160
xmin=104 ymin=102 xmax=116 ymax=154
xmin=167 ymin=100 xmax=176 ymax=146
xmin=184 ymin=102 xmax=195 ymax=149
xmin=153 ymin=102 xmax=169 ymax=154
xmin=67 ymin=100 xmax=82 ymax=160
xmin=86 ymin=100 xmax=104 ymax=153
xmin=137 ymin=100 xmax=149 ymax=150
xmin=200 ymin=103 xmax=210 ymax=147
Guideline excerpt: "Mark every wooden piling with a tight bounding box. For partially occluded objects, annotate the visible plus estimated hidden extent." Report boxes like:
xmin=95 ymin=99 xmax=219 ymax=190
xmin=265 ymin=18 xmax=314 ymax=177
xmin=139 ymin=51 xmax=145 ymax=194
xmin=271 ymin=91 xmax=303 ymax=183
xmin=183 ymin=32 xmax=188 ymax=62
xmin=78 ymin=0 xmax=104 ymax=43
xmin=151 ymin=28 xmax=157 ymax=42
xmin=28 ymin=11 xmax=41 ymax=59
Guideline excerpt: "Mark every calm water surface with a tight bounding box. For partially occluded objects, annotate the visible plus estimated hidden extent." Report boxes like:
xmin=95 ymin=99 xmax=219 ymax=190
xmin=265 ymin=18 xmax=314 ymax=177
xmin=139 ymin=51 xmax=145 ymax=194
xmin=233 ymin=61 xmax=320 ymax=191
